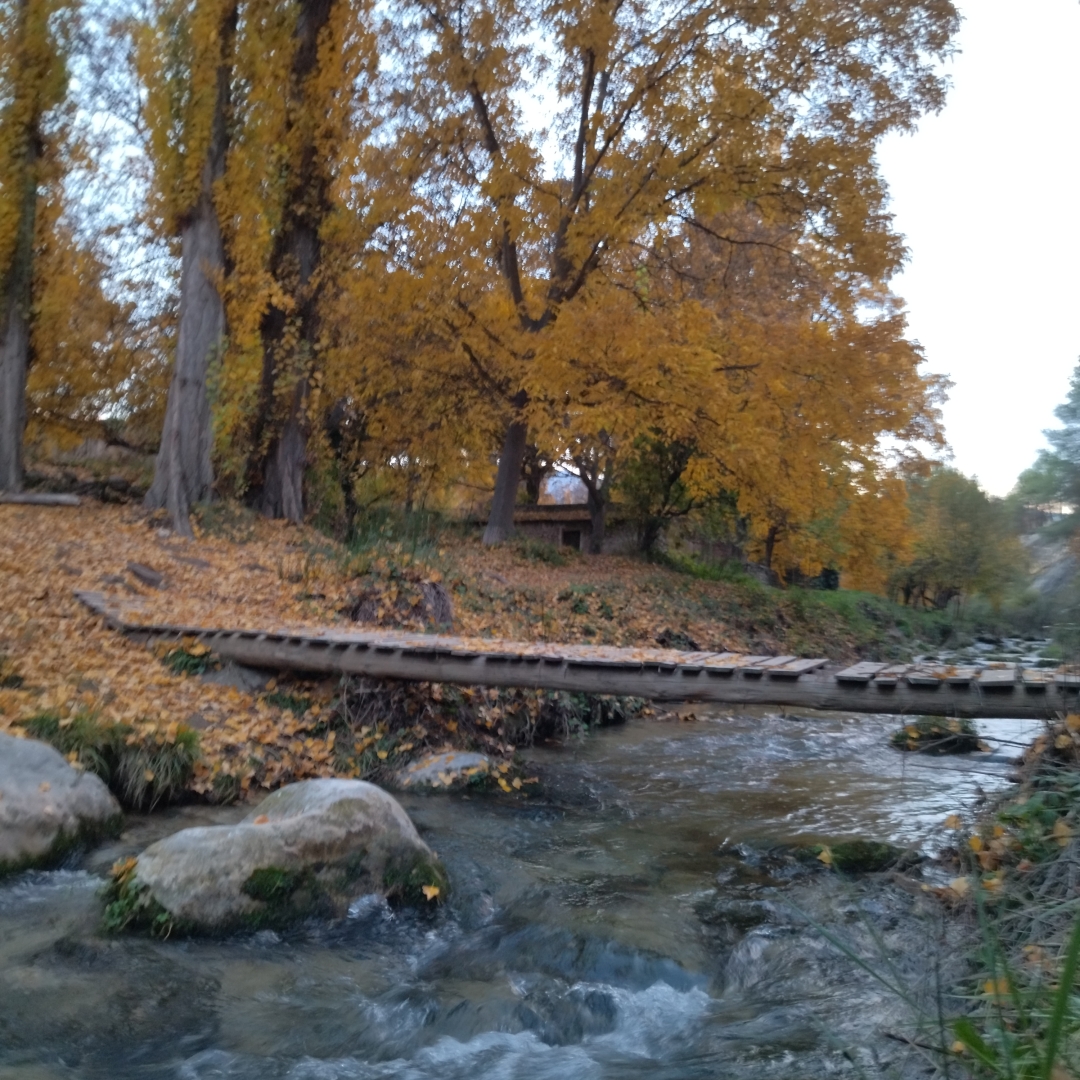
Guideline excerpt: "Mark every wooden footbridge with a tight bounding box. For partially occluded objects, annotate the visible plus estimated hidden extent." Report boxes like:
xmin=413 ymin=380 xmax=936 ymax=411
xmin=77 ymin=591 xmax=1074 ymax=720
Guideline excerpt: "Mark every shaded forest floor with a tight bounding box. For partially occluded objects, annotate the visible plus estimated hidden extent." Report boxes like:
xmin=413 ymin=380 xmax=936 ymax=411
xmin=0 ymin=498 xmax=1011 ymax=805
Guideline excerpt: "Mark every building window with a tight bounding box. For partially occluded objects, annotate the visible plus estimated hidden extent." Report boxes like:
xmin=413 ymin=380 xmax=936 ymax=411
xmin=561 ymin=528 xmax=582 ymax=550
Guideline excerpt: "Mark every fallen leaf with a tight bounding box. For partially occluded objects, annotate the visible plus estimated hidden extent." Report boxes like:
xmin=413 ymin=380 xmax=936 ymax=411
xmin=421 ymin=884 xmax=440 ymax=901
xmin=943 ymin=814 xmax=962 ymax=830
xmin=817 ymin=846 xmax=833 ymax=867
xmin=253 ymin=814 xmax=269 ymax=825
xmin=949 ymin=877 xmax=971 ymax=897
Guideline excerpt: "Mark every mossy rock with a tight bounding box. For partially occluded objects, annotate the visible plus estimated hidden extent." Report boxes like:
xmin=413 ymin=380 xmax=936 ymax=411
xmin=383 ymin=851 xmax=450 ymax=905
xmin=799 ymin=839 xmax=910 ymax=873
xmin=0 ymin=732 xmax=123 ymax=877
xmin=890 ymin=716 xmax=981 ymax=755
xmin=109 ymin=779 xmax=446 ymax=935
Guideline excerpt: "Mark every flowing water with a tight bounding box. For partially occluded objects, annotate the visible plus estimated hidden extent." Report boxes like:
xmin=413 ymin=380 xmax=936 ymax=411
xmin=0 ymin=705 xmax=1044 ymax=1080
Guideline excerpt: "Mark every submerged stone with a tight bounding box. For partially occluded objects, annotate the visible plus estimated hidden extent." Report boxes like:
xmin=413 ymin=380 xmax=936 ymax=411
xmin=799 ymin=839 xmax=912 ymax=873
xmin=113 ymin=778 xmax=446 ymax=934
xmin=890 ymin=717 xmax=981 ymax=755
xmin=0 ymin=732 xmax=122 ymax=875
xmin=397 ymin=751 xmax=492 ymax=790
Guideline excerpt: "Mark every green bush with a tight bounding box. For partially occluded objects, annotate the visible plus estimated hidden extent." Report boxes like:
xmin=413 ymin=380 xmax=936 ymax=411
xmin=513 ymin=537 xmax=571 ymax=566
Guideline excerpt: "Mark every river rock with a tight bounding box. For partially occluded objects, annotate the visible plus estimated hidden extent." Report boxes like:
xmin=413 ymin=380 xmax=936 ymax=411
xmin=0 ymin=732 xmax=122 ymax=874
xmin=397 ymin=751 xmax=492 ymax=790
xmin=122 ymin=779 xmax=446 ymax=932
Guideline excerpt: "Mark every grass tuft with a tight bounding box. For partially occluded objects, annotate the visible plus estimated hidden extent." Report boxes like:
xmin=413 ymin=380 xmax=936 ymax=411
xmin=22 ymin=710 xmax=200 ymax=810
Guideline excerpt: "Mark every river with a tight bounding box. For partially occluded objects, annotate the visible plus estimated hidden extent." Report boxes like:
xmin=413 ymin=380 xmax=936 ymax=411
xmin=0 ymin=707 xmax=1042 ymax=1079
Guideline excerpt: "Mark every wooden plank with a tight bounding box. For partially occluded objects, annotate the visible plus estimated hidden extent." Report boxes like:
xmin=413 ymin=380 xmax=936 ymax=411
xmin=944 ymin=667 xmax=979 ymax=686
xmin=977 ymin=667 xmax=1016 ymax=687
xmin=733 ymin=655 xmax=779 ymax=678
xmin=769 ymin=657 xmax=829 ymax=678
xmin=835 ymin=662 xmax=888 ymax=683
xmin=1022 ymin=668 xmax=1054 ymax=689
xmin=906 ymin=666 xmax=946 ymax=687
xmin=873 ymin=664 xmax=910 ymax=687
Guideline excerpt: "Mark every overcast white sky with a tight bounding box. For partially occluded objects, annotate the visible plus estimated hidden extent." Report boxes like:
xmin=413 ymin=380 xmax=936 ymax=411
xmin=876 ymin=0 xmax=1080 ymax=496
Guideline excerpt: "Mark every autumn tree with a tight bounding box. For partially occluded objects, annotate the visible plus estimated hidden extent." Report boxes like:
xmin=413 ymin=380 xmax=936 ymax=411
xmin=892 ymin=468 xmax=1025 ymax=609
xmin=382 ymin=0 xmax=958 ymax=545
xmin=137 ymin=0 xmax=237 ymax=534
xmin=0 ymin=0 xmax=74 ymax=490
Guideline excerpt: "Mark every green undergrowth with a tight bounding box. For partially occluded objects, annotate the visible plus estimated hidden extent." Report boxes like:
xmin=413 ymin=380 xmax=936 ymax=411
xmin=821 ymin=721 xmax=1080 ymax=1077
xmin=102 ymin=858 xmax=179 ymax=937
xmin=160 ymin=642 xmax=219 ymax=676
xmin=938 ymin=728 xmax=1080 ymax=1077
xmin=513 ymin=537 xmax=576 ymax=566
xmin=22 ymin=710 xmax=200 ymax=810
xmin=345 ymin=506 xmax=474 ymax=566
xmin=659 ymin=553 xmax=1047 ymax=659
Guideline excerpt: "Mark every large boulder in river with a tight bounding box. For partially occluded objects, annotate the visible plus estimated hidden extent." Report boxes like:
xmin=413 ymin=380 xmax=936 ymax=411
xmin=110 ymin=778 xmax=446 ymax=934
xmin=0 ymin=732 xmax=122 ymax=874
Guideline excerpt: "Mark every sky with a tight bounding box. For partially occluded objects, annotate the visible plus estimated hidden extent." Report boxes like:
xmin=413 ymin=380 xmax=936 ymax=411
xmin=875 ymin=0 xmax=1080 ymax=496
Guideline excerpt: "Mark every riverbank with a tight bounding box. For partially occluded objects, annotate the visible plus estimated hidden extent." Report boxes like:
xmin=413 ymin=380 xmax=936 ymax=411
xmin=0 ymin=707 xmax=1038 ymax=1078
xmin=0 ymin=499 xmax=1053 ymax=805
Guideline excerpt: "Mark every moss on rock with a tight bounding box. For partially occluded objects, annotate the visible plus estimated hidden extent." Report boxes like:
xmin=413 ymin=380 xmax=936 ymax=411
xmin=383 ymin=851 xmax=450 ymax=906
xmin=800 ymin=839 xmax=911 ymax=873
xmin=102 ymin=858 xmax=180 ymax=937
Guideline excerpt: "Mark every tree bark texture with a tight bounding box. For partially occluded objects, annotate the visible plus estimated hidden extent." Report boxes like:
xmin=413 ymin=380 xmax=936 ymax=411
xmin=250 ymin=0 xmax=333 ymax=523
xmin=585 ymin=484 xmax=607 ymax=554
xmin=0 ymin=1 xmax=40 ymax=494
xmin=144 ymin=12 xmax=234 ymax=536
xmin=482 ymin=417 xmax=528 ymax=545
xmin=0 ymin=293 xmax=30 ymax=492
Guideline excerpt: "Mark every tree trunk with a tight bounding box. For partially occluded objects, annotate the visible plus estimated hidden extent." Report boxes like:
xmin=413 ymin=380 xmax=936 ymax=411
xmin=144 ymin=195 xmax=224 ymax=534
xmin=249 ymin=0 xmax=332 ymax=523
xmin=585 ymin=484 xmax=607 ymax=554
xmin=144 ymin=12 xmax=233 ymax=536
xmin=0 ymin=17 xmax=40 ymax=494
xmin=0 ymin=293 xmax=30 ymax=492
xmin=764 ymin=525 xmax=779 ymax=571
xmin=521 ymin=444 xmax=549 ymax=504
xmin=482 ymin=415 xmax=528 ymax=545
xmin=259 ymin=382 xmax=307 ymax=521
